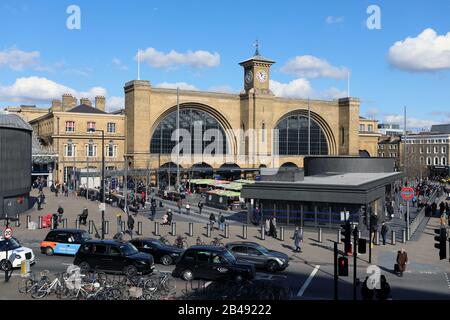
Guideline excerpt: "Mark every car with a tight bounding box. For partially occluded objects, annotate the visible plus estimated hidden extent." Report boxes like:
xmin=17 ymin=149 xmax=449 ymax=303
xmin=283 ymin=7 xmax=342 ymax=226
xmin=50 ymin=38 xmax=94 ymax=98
xmin=40 ymin=229 xmax=91 ymax=256
xmin=129 ymin=237 xmax=184 ymax=265
xmin=225 ymin=242 xmax=289 ymax=272
xmin=172 ymin=245 xmax=255 ymax=282
xmin=74 ymin=240 xmax=155 ymax=276
xmin=0 ymin=237 xmax=35 ymax=271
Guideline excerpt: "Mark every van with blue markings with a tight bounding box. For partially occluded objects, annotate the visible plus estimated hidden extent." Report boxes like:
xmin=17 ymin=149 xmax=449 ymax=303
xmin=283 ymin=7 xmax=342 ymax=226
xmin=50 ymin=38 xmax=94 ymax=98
xmin=40 ymin=229 xmax=91 ymax=256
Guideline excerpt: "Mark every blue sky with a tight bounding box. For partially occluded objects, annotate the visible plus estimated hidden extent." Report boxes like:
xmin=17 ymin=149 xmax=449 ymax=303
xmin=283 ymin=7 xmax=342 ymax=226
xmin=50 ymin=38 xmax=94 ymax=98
xmin=1 ymin=0 xmax=450 ymax=130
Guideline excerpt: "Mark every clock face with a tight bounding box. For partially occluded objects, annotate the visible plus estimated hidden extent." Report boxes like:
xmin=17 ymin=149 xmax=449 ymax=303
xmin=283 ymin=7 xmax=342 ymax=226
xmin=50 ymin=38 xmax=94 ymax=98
xmin=245 ymin=70 xmax=253 ymax=84
xmin=256 ymin=70 xmax=267 ymax=83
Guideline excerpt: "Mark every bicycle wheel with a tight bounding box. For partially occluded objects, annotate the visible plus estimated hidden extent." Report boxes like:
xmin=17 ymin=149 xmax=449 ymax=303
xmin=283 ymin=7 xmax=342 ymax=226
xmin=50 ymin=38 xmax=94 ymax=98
xmin=18 ymin=278 xmax=35 ymax=294
xmin=31 ymin=284 xmax=49 ymax=299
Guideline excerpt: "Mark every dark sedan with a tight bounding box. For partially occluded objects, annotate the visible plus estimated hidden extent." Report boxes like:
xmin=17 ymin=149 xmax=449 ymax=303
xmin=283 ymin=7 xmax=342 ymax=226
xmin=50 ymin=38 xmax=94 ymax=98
xmin=225 ymin=242 xmax=289 ymax=272
xmin=129 ymin=238 xmax=184 ymax=265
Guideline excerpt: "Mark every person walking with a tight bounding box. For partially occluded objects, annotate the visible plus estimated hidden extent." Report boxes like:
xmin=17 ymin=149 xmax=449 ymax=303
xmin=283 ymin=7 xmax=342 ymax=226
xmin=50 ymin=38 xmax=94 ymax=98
xmin=80 ymin=207 xmax=88 ymax=226
xmin=127 ymin=214 xmax=135 ymax=238
xmin=265 ymin=218 xmax=270 ymax=236
xmin=150 ymin=203 xmax=156 ymax=221
xmin=209 ymin=213 xmax=216 ymax=231
xmin=64 ymin=184 xmax=69 ymax=197
xmin=381 ymin=222 xmax=388 ymax=245
xmin=399 ymin=203 xmax=404 ymax=219
xmin=177 ymin=199 xmax=182 ymax=214
xmin=37 ymin=194 xmax=42 ymax=211
xmin=57 ymin=205 xmax=64 ymax=223
xmin=293 ymin=227 xmax=302 ymax=252
xmin=167 ymin=209 xmax=173 ymax=225
xmin=198 ymin=201 xmax=203 ymax=215
xmin=54 ymin=183 xmax=59 ymax=197
xmin=218 ymin=212 xmax=225 ymax=231
xmin=396 ymin=248 xmax=408 ymax=277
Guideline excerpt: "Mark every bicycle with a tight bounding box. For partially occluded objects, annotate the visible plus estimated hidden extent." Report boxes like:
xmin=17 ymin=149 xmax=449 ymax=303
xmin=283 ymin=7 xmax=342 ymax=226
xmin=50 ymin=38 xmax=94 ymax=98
xmin=31 ymin=272 xmax=67 ymax=299
xmin=210 ymin=237 xmax=224 ymax=246
xmin=18 ymin=271 xmax=51 ymax=294
xmin=173 ymin=236 xmax=189 ymax=249
xmin=159 ymin=236 xmax=171 ymax=246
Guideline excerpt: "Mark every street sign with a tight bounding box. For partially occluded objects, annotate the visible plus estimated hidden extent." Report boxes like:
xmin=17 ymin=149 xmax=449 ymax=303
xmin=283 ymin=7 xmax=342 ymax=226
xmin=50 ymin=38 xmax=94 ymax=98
xmin=401 ymin=187 xmax=415 ymax=201
xmin=98 ymin=203 xmax=106 ymax=211
xmin=3 ymin=227 xmax=12 ymax=240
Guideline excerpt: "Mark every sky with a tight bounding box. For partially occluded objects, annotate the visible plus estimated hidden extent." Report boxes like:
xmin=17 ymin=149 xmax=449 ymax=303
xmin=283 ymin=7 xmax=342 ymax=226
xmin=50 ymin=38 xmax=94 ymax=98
xmin=1 ymin=0 xmax=450 ymax=131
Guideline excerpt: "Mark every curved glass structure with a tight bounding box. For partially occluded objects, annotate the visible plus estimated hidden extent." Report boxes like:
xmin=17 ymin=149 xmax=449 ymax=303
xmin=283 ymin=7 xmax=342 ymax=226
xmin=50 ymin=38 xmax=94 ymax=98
xmin=275 ymin=114 xmax=328 ymax=155
xmin=150 ymin=108 xmax=228 ymax=154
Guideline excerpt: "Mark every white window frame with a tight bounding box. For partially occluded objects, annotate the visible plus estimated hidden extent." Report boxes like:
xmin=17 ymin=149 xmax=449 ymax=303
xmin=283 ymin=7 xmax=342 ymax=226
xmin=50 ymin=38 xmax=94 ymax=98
xmin=107 ymin=122 xmax=116 ymax=133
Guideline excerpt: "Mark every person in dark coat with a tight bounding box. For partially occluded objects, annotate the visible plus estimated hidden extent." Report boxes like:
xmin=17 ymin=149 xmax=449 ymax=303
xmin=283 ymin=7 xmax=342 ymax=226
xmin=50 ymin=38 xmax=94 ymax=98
xmin=57 ymin=205 xmax=64 ymax=223
xmin=127 ymin=214 xmax=135 ymax=238
xmin=375 ymin=275 xmax=391 ymax=300
xmin=198 ymin=201 xmax=204 ymax=215
xmin=396 ymin=248 xmax=408 ymax=277
xmin=361 ymin=277 xmax=375 ymax=300
xmin=79 ymin=207 xmax=88 ymax=225
xmin=209 ymin=213 xmax=216 ymax=231
xmin=293 ymin=227 xmax=303 ymax=252
xmin=381 ymin=222 xmax=388 ymax=245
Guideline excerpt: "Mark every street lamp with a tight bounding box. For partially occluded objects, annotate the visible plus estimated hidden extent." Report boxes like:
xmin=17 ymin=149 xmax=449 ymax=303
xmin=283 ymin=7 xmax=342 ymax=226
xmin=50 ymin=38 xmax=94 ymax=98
xmin=68 ymin=139 xmax=76 ymax=192
xmin=88 ymin=128 xmax=105 ymax=240
xmin=86 ymin=139 xmax=94 ymax=200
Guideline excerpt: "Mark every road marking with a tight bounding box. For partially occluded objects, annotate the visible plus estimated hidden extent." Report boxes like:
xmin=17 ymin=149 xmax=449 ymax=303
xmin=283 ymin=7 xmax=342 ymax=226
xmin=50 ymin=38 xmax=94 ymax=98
xmin=297 ymin=265 xmax=320 ymax=297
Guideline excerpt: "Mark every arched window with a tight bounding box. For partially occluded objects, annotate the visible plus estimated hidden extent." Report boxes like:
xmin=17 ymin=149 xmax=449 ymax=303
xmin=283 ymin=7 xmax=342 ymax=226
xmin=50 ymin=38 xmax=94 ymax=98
xmin=434 ymin=157 xmax=439 ymax=165
xmin=442 ymin=157 xmax=447 ymax=166
xmin=275 ymin=113 xmax=328 ymax=155
xmin=426 ymin=157 xmax=432 ymax=165
xmin=150 ymin=107 xmax=228 ymax=154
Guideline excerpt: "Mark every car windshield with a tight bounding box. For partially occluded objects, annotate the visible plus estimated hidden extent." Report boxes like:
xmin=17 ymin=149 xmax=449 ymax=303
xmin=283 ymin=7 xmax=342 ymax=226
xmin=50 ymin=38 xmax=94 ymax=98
xmin=120 ymin=243 xmax=139 ymax=256
xmin=223 ymin=250 xmax=236 ymax=264
xmin=0 ymin=238 xmax=21 ymax=251
xmin=151 ymin=240 xmax=163 ymax=248
xmin=256 ymin=245 xmax=270 ymax=254
xmin=80 ymin=232 xmax=91 ymax=242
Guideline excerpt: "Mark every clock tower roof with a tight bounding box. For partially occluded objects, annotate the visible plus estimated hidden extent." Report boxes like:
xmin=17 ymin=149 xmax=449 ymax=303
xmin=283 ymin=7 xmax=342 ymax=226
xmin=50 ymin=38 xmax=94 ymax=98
xmin=239 ymin=54 xmax=275 ymax=67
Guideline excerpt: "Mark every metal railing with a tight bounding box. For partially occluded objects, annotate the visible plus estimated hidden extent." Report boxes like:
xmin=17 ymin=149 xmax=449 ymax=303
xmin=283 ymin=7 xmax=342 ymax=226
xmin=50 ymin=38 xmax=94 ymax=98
xmin=408 ymin=190 xmax=438 ymax=239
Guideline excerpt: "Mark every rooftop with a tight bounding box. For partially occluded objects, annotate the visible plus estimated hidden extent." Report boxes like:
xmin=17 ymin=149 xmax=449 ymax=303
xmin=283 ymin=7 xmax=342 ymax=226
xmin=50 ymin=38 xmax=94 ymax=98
xmin=0 ymin=112 xmax=33 ymax=131
xmin=67 ymin=104 xmax=107 ymax=114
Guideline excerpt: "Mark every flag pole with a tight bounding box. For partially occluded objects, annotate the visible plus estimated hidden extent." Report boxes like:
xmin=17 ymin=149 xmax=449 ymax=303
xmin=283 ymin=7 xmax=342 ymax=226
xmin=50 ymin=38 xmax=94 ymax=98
xmin=308 ymin=97 xmax=311 ymax=156
xmin=137 ymin=49 xmax=140 ymax=80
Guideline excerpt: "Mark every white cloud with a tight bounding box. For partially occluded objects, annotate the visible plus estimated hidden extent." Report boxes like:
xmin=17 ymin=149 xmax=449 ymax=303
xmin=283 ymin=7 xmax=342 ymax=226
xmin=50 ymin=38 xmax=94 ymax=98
xmin=365 ymin=108 xmax=380 ymax=119
xmin=384 ymin=114 xmax=437 ymax=131
xmin=270 ymin=79 xmax=346 ymax=100
xmin=0 ymin=47 xmax=40 ymax=71
xmin=280 ymin=55 xmax=349 ymax=79
xmin=107 ymin=96 xmax=124 ymax=112
xmin=137 ymin=47 xmax=220 ymax=69
xmin=326 ymin=16 xmax=344 ymax=24
xmin=388 ymin=28 xmax=450 ymax=72
xmin=155 ymin=82 xmax=198 ymax=91
xmin=112 ymin=58 xmax=128 ymax=71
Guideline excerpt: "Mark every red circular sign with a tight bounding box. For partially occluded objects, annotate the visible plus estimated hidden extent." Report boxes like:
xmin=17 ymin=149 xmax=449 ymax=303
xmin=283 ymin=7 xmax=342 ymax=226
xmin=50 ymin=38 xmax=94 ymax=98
xmin=3 ymin=227 xmax=13 ymax=240
xmin=401 ymin=187 xmax=415 ymax=201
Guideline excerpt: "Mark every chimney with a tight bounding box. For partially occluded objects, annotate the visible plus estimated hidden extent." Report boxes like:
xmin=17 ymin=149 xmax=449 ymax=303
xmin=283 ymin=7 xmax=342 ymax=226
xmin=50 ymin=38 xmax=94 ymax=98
xmin=95 ymin=96 xmax=106 ymax=112
xmin=80 ymin=97 xmax=92 ymax=106
xmin=51 ymin=99 xmax=62 ymax=112
xmin=62 ymin=93 xmax=78 ymax=111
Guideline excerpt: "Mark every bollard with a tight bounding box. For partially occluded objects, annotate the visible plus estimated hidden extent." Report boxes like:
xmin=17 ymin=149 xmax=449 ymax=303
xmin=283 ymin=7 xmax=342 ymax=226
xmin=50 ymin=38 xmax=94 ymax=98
xmin=337 ymin=228 xmax=342 ymax=244
xmin=242 ymin=224 xmax=248 ymax=239
xmin=75 ymin=219 xmax=80 ymax=229
xmin=154 ymin=221 xmax=160 ymax=236
xmin=206 ymin=223 xmax=211 ymax=238
xmin=62 ymin=218 xmax=67 ymax=229
xmin=261 ymin=225 xmax=265 ymax=240
xmin=375 ymin=231 xmax=380 ymax=246
xmin=38 ymin=216 xmax=43 ymax=229
xmin=88 ymin=220 xmax=94 ymax=234
xmin=26 ymin=215 xmax=31 ymax=229
xmin=391 ymin=230 xmax=396 ymax=245
xmin=137 ymin=221 xmax=142 ymax=235
xmin=407 ymin=227 xmax=411 ymax=241
xmin=402 ymin=229 xmax=407 ymax=243
xmin=318 ymin=228 xmax=323 ymax=243
xmin=15 ymin=215 xmax=20 ymax=227
xmin=121 ymin=221 xmax=126 ymax=232
xmin=189 ymin=222 xmax=194 ymax=237
xmin=104 ymin=221 xmax=109 ymax=235
xmin=280 ymin=226 xmax=284 ymax=241
xmin=224 ymin=224 xmax=229 ymax=239
xmin=171 ymin=222 xmax=176 ymax=236
xmin=51 ymin=216 xmax=55 ymax=230
xmin=358 ymin=230 xmax=361 ymax=240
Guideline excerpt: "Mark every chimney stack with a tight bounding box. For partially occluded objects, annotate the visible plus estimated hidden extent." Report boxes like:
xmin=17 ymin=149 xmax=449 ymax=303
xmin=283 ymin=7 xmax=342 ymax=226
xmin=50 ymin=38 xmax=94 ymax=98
xmin=95 ymin=96 xmax=106 ymax=112
xmin=51 ymin=99 xmax=62 ymax=112
xmin=62 ymin=94 xmax=77 ymax=111
xmin=80 ymin=97 xmax=92 ymax=106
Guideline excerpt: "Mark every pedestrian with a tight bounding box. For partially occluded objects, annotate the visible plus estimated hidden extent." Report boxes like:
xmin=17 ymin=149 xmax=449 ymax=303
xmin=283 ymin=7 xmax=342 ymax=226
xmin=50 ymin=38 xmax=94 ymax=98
xmin=52 ymin=213 xmax=59 ymax=229
xmin=361 ymin=277 xmax=375 ymax=300
xmin=209 ymin=213 xmax=216 ymax=231
xmin=381 ymin=222 xmax=388 ymax=245
xmin=167 ymin=210 xmax=173 ymax=225
xmin=198 ymin=201 xmax=203 ymax=215
xmin=55 ymin=183 xmax=59 ymax=197
xmin=64 ymin=184 xmax=69 ymax=197
xmin=265 ymin=218 xmax=270 ymax=235
xmin=150 ymin=205 xmax=156 ymax=221
xmin=375 ymin=275 xmax=392 ymax=300
xmin=177 ymin=199 xmax=182 ymax=214
xmin=79 ymin=207 xmax=88 ymax=225
xmin=141 ymin=191 xmax=146 ymax=208
xmin=57 ymin=205 xmax=64 ymax=223
xmin=37 ymin=194 xmax=42 ymax=210
xmin=127 ymin=214 xmax=135 ymax=238
xmin=396 ymin=248 xmax=408 ymax=277
xmin=293 ymin=226 xmax=302 ymax=252
xmin=218 ymin=212 xmax=225 ymax=231
xmin=269 ymin=217 xmax=277 ymax=238
xmin=186 ymin=203 xmax=191 ymax=215
xmin=399 ymin=203 xmax=404 ymax=219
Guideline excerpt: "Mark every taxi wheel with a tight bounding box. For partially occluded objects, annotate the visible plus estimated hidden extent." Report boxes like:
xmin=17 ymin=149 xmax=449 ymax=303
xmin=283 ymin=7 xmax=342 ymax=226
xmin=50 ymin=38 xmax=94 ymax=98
xmin=0 ymin=260 xmax=12 ymax=271
xmin=45 ymin=247 xmax=54 ymax=256
xmin=161 ymin=255 xmax=173 ymax=266
xmin=181 ymin=269 xmax=194 ymax=281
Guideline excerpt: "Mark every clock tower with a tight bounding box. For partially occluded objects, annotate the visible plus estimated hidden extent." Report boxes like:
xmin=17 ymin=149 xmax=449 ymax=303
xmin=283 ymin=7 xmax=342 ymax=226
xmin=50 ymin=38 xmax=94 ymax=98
xmin=239 ymin=42 xmax=275 ymax=95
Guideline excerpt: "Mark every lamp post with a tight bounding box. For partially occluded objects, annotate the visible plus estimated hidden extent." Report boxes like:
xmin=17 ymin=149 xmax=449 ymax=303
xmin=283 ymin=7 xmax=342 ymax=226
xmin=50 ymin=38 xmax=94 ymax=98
xmin=88 ymin=128 xmax=105 ymax=240
xmin=68 ymin=139 xmax=75 ymax=192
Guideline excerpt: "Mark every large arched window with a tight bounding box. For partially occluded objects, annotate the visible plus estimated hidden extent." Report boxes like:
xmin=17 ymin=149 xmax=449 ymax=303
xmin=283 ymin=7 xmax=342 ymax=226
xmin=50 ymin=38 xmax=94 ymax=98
xmin=150 ymin=108 xmax=228 ymax=154
xmin=275 ymin=114 xmax=328 ymax=155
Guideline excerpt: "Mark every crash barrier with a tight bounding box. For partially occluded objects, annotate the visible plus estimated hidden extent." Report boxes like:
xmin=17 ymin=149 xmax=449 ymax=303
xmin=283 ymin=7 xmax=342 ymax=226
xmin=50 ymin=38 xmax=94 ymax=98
xmin=121 ymin=221 xmax=126 ymax=232
xmin=75 ymin=219 xmax=80 ymax=230
xmin=171 ymin=222 xmax=176 ymax=236
xmin=154 ymin=221 xmax=160 ymax=236
xmin=104 ymin=221 xmax=109 ymax=235
xmin=375 ymin=231 xmax=380 ymax=246
xmin=38 ymin=216 xmax=43 ymax=229
xmin=242 ymin=224 xmax=247 ymax=239
xmin=188 ymin=222 xmax=194 ymax=237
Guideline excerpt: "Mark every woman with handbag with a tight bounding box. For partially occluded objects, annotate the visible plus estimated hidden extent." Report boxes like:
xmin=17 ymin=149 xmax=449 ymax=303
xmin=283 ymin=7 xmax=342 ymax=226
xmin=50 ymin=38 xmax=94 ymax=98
xmin=396 ymin=248 xmax=408 ymax=277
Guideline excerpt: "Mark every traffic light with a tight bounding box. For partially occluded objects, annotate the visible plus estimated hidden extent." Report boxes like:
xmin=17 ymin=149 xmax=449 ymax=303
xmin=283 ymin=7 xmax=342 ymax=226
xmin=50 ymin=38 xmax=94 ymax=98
xmin=338 ymin=256 xmax=348 ymax=276
xmin=341 ymin=223 xmax=351 ymax=254
xmin=434 ymin=228 xmax=447 ymax=260
xmin=358 ymin=238 xmax=367 ymax=254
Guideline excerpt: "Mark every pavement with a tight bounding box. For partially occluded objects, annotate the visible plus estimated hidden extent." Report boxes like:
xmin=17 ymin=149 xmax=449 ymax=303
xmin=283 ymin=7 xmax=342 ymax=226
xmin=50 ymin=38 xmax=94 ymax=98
xmin=1 ymin=187 xmax=450 ymax=300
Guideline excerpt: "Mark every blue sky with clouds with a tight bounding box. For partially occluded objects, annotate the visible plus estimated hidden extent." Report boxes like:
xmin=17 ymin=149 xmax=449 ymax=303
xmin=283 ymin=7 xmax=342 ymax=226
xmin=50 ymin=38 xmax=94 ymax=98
xmin=1 ymin=0 xmax=450 ymax=130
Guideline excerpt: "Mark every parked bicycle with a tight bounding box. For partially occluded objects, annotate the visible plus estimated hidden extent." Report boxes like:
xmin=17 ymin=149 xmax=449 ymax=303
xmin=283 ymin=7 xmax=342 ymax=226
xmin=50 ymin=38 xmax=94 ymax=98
xmin=210 ymin=237 xmax=224 ymax=247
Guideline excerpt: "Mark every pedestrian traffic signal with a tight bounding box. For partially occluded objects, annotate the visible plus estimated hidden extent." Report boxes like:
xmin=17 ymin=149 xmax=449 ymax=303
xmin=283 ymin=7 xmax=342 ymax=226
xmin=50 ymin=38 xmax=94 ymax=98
xmin=434 ymin=228 xmax=447 ymax=260
xmin=358 ymin=238 xmax=367 ymax=254
xmin=338 ymin=256 xmax=348 ymax=276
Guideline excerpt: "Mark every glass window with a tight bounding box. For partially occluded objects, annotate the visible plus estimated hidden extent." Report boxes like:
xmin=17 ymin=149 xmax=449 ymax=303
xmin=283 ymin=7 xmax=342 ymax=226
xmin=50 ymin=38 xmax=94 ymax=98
xmin=196 ymin=251 xmax=211 ymax=263
xmin=247 ymin=247 xmax=262 ymax=256
xmin=275 ymin=114 xmax=328 ymax=156
xmin=359 ymin=124 xmax=365 ymax=132
xmin=110 ymin=246 xmax=122 ymax=256
xmin=87 ymin=122 xmax=96 ymax=132
xmin=368 ymin=124 xmax=373 ymax=132
xmin=91 ymin=244 xmax=107 ymax=255
xmin=230 ymin=246 xmax=247 ymax=254
xmin=86 ymin=144 xmax=97 ymax=157
xmin=65 ymin=121 xmax=75 ymax=132
xmin=107 ymin=122 xmax=116 ymax=133
xmin=55 ymin=234 xmax=69 ymax=243
xmin=120 ymin=243 xmax=139 ymax=256
xmin=211 ymin=253 xmax=227 ymax=264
